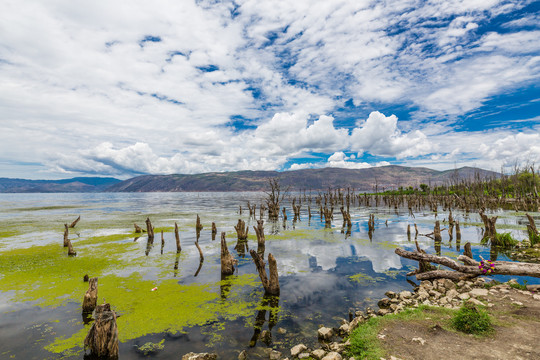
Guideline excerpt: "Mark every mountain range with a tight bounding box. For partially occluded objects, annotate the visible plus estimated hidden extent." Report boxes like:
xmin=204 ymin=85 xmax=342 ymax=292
xmin=0 ymin=166 xmax=499 ymax=193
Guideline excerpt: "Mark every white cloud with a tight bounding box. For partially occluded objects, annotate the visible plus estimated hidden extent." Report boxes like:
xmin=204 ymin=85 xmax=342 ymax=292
xmin=0 ymin=0 xmax=538 ymax=178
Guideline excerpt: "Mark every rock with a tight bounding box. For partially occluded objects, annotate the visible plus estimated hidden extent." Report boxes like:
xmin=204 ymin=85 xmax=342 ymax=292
xmin=311 ymin=349 xmax=326 ymax=360
xmin=322 ymin=352 xmax=342 ymax=360
xmin=329 ymin=342 xmax=346 ymax=353
xmin=339 ymin=323 xmax=350 ymax=334
xmin=291 ymin=344 xmax=308 ymax=357
xmin=399 ymin=291 xmax=412 ymax=300
xmin=269 ymin=350 xmax=281 ymax=360
xmin=417 ymin=290 xmax=429 ymax=301
xmin=318 ymin=327 xmax=333 ymax=340
xmin=507 ymin=279 xmax=519 ymax=286
xmin=470 ymin=288 xmax=488 ymax=298
xmin=377 ymin=308 xmax=391 ymax=316
xmin=298 ymin=353 xmax=311 ymax=359
xmin=512 ymin=301 xmax=523 ymax=306
xmin=238 ymin=350 xmax=247 ymax=360
xmin=420 ymin=280 xmax=433 ymax=290
xmin=442 ymin=278 xmax=456 ymax=291
xmin=446 ymin=289 xmax=459 ymax=300
xmin=458 ymin=293 xmax=470 ymax=300
xmin=378 ymin=298 xmax=391 ymax=309
xmin=533 ymin=294 xmax=540 ymax=300
xmin=385 ymin=291 xmax=397 ymax=298
xmin=428 ymin=290 xmax=442 ymax=299
xmin=182 ymin=353 xmax=218 ymax=360
xmin=467 ymin=298 xmax=485 ymax=306
xmin=349 ymin=316 xmax=364 ymax=331
xmin=412 ymin=337 xmax=426 ymax=345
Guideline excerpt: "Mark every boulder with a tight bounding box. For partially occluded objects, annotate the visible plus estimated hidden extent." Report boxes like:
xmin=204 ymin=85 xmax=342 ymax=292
xmin=378 ymin=298 xmax=391 ymax=309
xmin=470 ymin=288 xmax=488 ymax=298
xmin=311 ymin=349 xmax=326 ymax=360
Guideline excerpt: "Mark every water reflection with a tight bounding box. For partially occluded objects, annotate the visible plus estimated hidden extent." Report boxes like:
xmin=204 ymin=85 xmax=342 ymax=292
xmin=249 ymin=295 xmax=279 ymax=347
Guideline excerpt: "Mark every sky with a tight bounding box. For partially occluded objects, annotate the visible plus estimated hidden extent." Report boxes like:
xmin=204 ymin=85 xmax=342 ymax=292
xmin=0 ymin=0 xmax=539 ymax=180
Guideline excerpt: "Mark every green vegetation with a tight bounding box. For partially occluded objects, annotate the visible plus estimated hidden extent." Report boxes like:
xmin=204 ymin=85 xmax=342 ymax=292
xmin=347 ymin=306 xmax=454 ymax=360
xmin=529 ymin=228 xmax=540 ymax=245
xmin=508 ymin=280 xmax=528 ymax=291
xmin=452 ymin=303 xmax=493 ymax=335
xmin=482 ymin=232 xmax=519 ymax=247
xmin=484 ymin=280 xmax=502 ymax=289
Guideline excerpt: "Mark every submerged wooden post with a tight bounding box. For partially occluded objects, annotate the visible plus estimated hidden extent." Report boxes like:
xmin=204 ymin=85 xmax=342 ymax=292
xmin=221 ymin=232 xmax=237 ymax=275
xmin=253 ymin=220 xmax=265 ymax=246
xmin=84 ymin=303 xmax=119 ymax=358
xmin=69 ymin=216 xmax=81 ymax=228
xmin=250 ymin=250 xmax=280 ymax=296
xmin=82 ymin=277 xmax=98 ymax=314
xmin=174 ymin=222 xmax=181 ymax=252
xmin=196 ymin=214 xmax=203 ymax=232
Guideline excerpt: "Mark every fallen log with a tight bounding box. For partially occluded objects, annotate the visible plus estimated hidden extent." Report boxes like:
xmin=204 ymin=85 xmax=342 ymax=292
xmin=395 ymin=247 xmax=540 ymax=280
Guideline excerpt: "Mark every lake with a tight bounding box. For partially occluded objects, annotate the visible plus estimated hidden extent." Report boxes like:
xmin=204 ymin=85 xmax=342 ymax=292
xmin=0 ymin=192 xmax=537 ymax=359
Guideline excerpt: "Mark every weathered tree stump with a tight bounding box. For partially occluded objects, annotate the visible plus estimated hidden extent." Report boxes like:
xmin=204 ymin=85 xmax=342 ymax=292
xmin=433 ymin=220 xmax=442 ymax=242
xmin=69 ymin=215 xmax=81 ymax=228
xmin=84 ymin=303 xmax=119 ymax=358
xmin=211 ymin=222 xmax=217 ymax=240
xmin=146 ymin=217 xmax=154 ymax=243
xmin=196 ymin=214 xmax=203 ymax=232
xmin=82 ymin=277 xmax=98 ymax=314
xmin=249 ymin=250 xmax=280 ymax=296
xmin=67 ymin=238 xmax=77 ymax=256
xmin=407 ymin=224 xmax=411 ymax=238
xmin=63 ymin=224 xmax=69 ymax=247
xmin=175 ymin=222 xmax=181 ymax=252
xmin=83 ymin=274 xmax=89 ymax=282
xmin=160 ymin=230 xmax=165 ymax=254
xmin=234 ymin=219 xmax=249 ymax=240
xmin=282 ymin=207 xmax=287 ymax=221
xmin=134 ymin=223 xmax=145 ymax=233
xmin=464 ymin=241 xmax=473 ymax=259
xmin=527 ymin=213 xmax=539 ymax=235
xmin=479 ymin=210 xmax=498 ymax=241
xmin=221 ymin=232 xmax=237 ymax=275
xmin=253 ymin=220 xmax=265 ymax=246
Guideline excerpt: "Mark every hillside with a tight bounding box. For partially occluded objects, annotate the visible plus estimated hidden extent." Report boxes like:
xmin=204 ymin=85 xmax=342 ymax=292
xmin=0 ymin=177 xmax=121 ymax=193
xmin=107 ymin=166 xmax=499 ymax=192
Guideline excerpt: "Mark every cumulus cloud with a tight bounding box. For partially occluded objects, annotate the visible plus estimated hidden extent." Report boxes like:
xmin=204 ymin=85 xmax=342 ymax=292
xmin=0 ymin=0 xmax=538 ymax=178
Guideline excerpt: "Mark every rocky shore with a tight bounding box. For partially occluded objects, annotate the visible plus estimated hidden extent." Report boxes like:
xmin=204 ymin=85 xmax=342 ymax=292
xmin=181 ymin=277 xmax=540 ymax=360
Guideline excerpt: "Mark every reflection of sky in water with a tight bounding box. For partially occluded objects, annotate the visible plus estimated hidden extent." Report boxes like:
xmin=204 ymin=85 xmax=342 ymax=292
xmin=0 ymin=192 xmax=539 ymax=359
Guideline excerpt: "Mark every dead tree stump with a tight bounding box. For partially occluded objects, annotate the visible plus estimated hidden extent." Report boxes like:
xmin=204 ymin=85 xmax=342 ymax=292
xmin=63 ymin=224 xmax=69 ymax=247
xmin=250 ymin=250 xmax=280 ymax=296
xmin=174 ymin=222 xmax=181 ymax=252
xmin=464 ymin=242 xmax=473 ymax=259
xmin=196 ymin=214 xmax=203 ymax=232
xmin=82 ymin=277 xmax=98 ymax=314
xmin=479 ymin=211 xmax=498 ymax=241
xmin=234 ymin=219 xmax=249 ymax=240
xmin=253 ymin=220 xmax=265 ymax=246
xmin=211 ymin=222 xmax=217 ymax=240
xmin=145 ymin=217 xmax=154 ymax=243
xmin=84 ymin=303 xmax=119 ymax=358
xmin=69 ymin=216 xmax=81 ymax=228
xmin=434 ymin=221 xmax=442 ymax=242
xmin=134 ymin=223 xmax=145 ymax=233
xmin=526 ymin=213 xmax=539 ymax=235
xmin=221 ymin=232 xmax=237 ymax=275
xmin=456 ymin=220 xmax=461 ymax=241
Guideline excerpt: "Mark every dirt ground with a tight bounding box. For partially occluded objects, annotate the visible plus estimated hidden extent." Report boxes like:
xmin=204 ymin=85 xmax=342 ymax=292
xmin=379 ymin=287 xmax=540 ymax=360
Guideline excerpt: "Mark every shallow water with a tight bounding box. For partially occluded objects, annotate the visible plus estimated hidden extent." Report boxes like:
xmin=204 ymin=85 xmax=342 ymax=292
xmin=0 ymin=192 xmax=538 ymax=359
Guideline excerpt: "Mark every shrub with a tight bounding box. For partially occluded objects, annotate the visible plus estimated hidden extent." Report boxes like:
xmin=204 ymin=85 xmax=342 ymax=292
xmin=452 ymin=303 xmax=493 ymax=335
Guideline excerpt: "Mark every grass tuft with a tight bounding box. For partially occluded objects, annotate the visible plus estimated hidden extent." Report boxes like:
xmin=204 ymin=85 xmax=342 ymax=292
xmin=452 ymin=303 xmax=493 ymax=335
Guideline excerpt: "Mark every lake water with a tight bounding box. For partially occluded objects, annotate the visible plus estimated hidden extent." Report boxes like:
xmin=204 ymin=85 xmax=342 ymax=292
xmin=0 ymin=192 xmax=538 ymax=359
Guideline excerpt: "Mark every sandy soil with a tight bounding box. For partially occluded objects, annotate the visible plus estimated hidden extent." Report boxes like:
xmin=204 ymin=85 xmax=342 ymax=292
xmin=379 ymin=286 xmax=540 ymax=360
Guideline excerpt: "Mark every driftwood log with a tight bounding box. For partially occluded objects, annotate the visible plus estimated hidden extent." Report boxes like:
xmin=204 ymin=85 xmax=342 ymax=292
xmin=82 ymin=277 xmax=98 ymax=313
xmin=250 ymin=250 xmax=280 ymax=296
xmin=84 ymin=303 xmax=119 ymax=358
xmin=69 ymin=216 xmax=81 ymax=228
xmin=395 ymin=247 xmax=540 ymax=280
xmin=220 ymin=232 xmax=237 ymax=275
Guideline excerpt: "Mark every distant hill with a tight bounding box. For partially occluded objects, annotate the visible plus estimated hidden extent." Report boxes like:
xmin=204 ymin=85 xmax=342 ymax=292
xmin=107 ymin=166 xmax=500 ymax=192
xmin=0 ymin=177 xmax=121 ymax=193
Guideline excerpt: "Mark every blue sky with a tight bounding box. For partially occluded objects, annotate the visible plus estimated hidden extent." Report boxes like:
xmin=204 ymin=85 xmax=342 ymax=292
xmin=0 ymin=0 xmax=539 ymax=179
